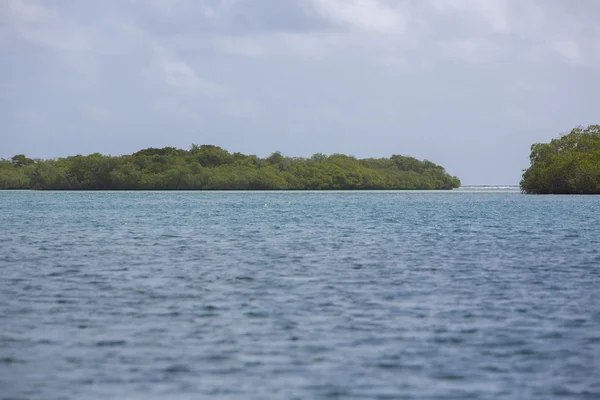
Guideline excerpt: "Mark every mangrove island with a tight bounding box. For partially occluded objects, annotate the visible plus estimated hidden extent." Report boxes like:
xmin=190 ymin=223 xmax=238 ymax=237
xmin=521 ymin=125 xmax=600 ymax=194
xmin=1 ymin=145 xmax=460 ymax=190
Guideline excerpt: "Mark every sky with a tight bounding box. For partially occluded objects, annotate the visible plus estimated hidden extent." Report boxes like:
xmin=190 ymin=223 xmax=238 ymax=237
xmin=1 ymin=0 xmax=599 ymax=185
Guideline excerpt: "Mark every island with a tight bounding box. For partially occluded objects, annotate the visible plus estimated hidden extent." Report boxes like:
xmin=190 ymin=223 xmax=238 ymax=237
xmin=0 ymin=145 xmax=460 ymax=190
xmin=521 ymin=124 xmax=600 ymax=194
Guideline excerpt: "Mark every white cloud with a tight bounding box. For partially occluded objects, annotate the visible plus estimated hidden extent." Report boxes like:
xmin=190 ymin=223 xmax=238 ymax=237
xmin=1 ymin=0 xmax=89 ymax=51
xmin=549 ymin=40 xmax=583 ymax=66
xmin=2 ymin=0 xmax=56 ymax=24
xmin=150 ymin=45 xmax=227 ymax=96
xmin=430 ymin=0 xmax=510 ymax=34
xmin=309 ymin=0 xmax=407 ymax=33
xmin=212 ymin=29 xmax=417 ymax=63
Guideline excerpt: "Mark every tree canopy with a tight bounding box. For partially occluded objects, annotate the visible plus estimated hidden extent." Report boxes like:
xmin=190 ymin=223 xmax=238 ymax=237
xmin=1 ymin=145 xmax=461 ymax=190
xmin=521 ymin=125 xmax=600 ymax=194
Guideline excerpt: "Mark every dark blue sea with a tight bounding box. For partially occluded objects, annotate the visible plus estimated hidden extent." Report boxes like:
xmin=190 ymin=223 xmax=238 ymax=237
xmin=1 ymin=190 xmax=599 ymax=399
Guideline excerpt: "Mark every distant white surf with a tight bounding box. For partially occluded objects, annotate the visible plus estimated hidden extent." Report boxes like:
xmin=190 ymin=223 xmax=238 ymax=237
xmin=458 ymin=185 xmax=520 ymax=190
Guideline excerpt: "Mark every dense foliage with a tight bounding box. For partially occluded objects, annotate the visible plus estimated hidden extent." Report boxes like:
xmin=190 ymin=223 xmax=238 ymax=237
xmin=0 ymin=145 xmax=460 ymax=190
xmin=521 ymin=125 xmax=600 ymax=194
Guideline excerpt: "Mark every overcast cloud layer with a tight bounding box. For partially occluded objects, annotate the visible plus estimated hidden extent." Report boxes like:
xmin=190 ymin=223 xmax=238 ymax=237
xmin=1 ymin=0 xmax=599 ymax=184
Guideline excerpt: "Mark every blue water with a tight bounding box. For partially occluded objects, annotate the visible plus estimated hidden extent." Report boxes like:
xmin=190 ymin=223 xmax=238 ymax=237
xmin=1 ymin=191 xmax=599 ymax=399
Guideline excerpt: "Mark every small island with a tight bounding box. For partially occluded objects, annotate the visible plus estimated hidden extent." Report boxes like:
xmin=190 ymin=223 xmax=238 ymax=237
xmin=0 ymin=145 xmax=461 ymax=190
xmin=521 ymin=125 xmax=600 ymax=194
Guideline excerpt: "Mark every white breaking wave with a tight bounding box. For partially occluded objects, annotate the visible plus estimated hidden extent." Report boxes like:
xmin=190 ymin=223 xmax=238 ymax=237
xmin=458 ymin=186 xmax=519 ymax=190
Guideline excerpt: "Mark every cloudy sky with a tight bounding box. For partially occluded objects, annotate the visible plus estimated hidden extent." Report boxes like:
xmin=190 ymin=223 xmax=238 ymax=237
xmin=1 ymin=0 xmax=599 ymax=184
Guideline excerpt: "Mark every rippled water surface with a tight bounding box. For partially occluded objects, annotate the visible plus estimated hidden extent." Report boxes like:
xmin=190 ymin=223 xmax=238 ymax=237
xmin=1 ymin=191 xmax=599 ymax=399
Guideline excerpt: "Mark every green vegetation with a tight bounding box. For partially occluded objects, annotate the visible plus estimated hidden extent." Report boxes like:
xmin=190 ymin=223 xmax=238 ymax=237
xmin=521 ymin=125 xmax=600 ymax=194
xmin=0 ymin=145 xmax=460 ymax=190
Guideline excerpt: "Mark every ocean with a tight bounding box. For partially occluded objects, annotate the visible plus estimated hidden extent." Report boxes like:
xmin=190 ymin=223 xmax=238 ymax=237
xmin=1 ymin=190 xmax=599 ymax=399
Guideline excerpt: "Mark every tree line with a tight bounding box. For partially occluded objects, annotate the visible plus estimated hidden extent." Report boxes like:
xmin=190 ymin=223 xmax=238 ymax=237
xmin=521 ymin=125 xmax=600 ymax=194
xmin=0 ymin=145 xmax=461 ymax=190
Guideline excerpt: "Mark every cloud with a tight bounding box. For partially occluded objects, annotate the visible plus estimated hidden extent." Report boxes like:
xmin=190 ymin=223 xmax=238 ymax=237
xmin=1 ymin=0 xmax=89 ymax=51
xmin=549 ymin=40 xmax=583 ymax=66
xmin=2 ymin=0 xmax=55 ymax=24
xmin=212 ymin=30 xmax=416 ymax=62
xmin=150 ymin=45 xmax=227 ymax=96
xmin=309 ymin=0 xmax=408 ymax=33
xmin=430 ymin=0 xmax=510 ymax=34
